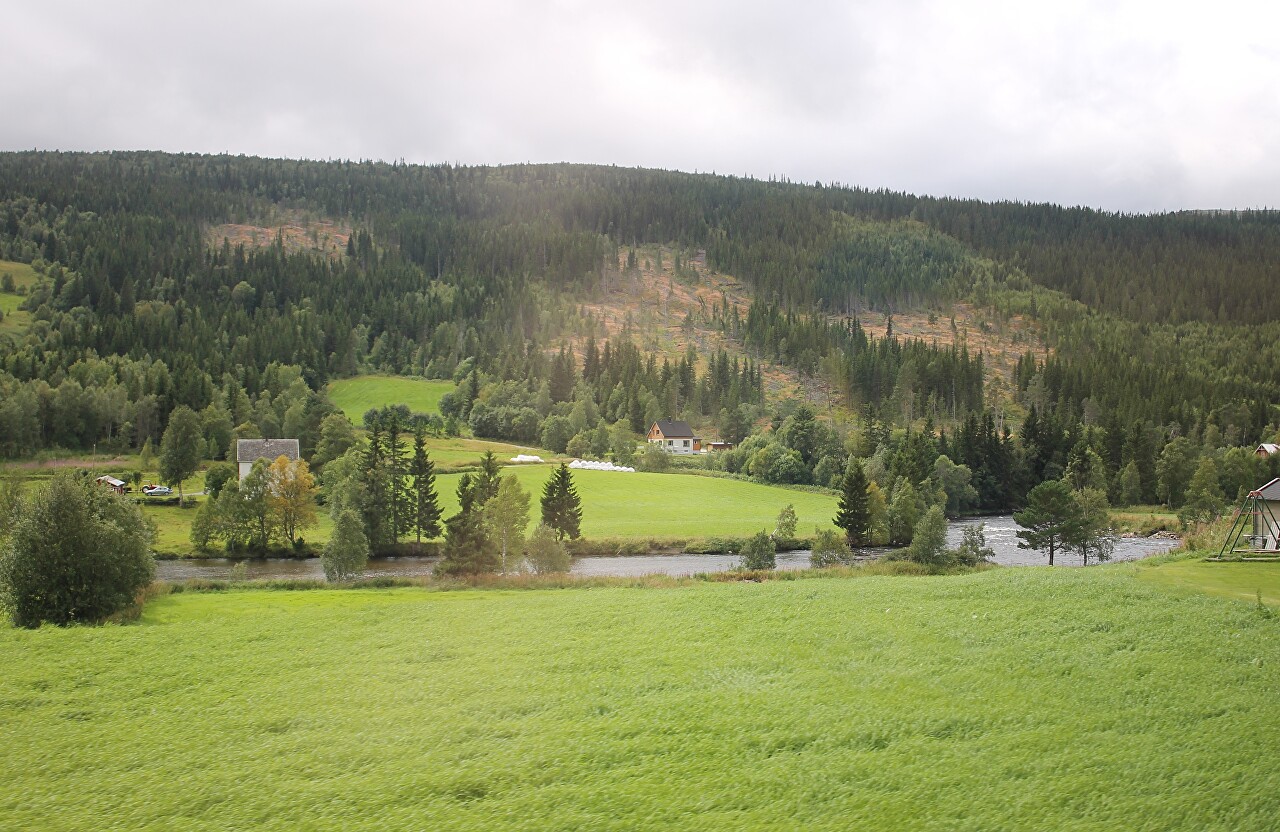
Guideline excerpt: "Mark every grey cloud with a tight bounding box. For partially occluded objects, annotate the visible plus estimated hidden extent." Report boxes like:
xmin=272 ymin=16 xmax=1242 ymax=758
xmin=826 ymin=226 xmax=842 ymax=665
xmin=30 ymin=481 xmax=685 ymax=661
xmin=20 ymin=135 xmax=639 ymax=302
xmin=1 ymin=1 xmax=1277 ymax=212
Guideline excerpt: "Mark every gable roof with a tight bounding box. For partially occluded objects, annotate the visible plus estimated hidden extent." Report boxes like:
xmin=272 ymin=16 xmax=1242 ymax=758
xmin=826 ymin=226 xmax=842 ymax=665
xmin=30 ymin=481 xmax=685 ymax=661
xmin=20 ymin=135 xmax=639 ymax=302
xmin=1255 ymin=477 xmax=1280 ymax=501
xmin=237 ymin=438 xmax=300 ymax=464
xmin=96 ymin=475 xmax=126 ymax=488
xmin=652 ymin=420 xmax=694 ymax=438
xmin=1258 ymin=444 xmax=1280 ymax=455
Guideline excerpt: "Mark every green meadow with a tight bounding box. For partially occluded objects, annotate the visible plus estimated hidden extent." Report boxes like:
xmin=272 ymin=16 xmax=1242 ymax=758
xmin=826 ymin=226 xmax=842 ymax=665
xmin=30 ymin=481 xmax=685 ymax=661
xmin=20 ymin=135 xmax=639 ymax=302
xmin=327 ymin=374 xmax=455 ymax=423
xmin=438 ymin=466 xmax=836 ymax=540
xmin=4 ymin=565 xmax=1280 ymax=830
xmin=150 ymin=468 xmax=832 ymax=555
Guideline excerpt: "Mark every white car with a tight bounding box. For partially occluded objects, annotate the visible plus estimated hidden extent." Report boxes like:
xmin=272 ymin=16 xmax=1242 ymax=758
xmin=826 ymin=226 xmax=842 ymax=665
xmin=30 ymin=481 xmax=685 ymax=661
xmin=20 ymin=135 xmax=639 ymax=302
xmin=142 ymin=485 xmax=173 ymax=496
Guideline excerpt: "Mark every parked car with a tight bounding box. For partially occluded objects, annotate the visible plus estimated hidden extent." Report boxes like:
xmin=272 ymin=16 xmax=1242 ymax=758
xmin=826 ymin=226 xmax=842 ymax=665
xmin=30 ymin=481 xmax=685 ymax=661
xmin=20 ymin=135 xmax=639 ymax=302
xmin=142 ymin=485 xmax=173 ymax=496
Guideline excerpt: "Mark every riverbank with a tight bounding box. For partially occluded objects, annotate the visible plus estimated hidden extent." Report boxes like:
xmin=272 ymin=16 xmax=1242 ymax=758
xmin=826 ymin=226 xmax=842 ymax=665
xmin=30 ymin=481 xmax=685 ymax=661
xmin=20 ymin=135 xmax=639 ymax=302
xmin=156 ymin=515 xmax=1181 ymax=581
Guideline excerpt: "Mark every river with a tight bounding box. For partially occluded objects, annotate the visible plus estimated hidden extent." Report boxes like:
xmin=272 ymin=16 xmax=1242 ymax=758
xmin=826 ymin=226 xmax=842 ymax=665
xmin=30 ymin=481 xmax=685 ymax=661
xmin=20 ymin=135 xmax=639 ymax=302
xmin=153 ymin=515 xmax=1180 ymax=582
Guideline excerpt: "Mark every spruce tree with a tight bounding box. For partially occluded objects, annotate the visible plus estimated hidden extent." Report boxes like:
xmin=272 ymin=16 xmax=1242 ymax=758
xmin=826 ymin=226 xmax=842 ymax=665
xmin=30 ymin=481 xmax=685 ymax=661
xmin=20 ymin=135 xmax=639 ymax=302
xmin=409 ymin=422 xmax=442 ymax=543
xmin=541 ymin=463 xmax=583 ymax=541
xmin=834 ymin=459 xmax=871 ymax=547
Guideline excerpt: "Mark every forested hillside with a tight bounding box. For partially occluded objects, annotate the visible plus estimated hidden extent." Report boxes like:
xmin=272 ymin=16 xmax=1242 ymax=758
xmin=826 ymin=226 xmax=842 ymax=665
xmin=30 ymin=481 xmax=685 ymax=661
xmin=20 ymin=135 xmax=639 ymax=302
xmin=1 ymin=151 xmax=1277 ymax=516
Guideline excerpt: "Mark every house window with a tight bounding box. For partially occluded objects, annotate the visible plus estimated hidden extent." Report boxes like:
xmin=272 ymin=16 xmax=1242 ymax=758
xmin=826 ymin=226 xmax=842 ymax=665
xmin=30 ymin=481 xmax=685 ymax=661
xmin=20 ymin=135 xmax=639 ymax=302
xmin=667 ymin=440 xmax=673 ymax=446
xmin=683 ymin=440 xmax=690 ymax=448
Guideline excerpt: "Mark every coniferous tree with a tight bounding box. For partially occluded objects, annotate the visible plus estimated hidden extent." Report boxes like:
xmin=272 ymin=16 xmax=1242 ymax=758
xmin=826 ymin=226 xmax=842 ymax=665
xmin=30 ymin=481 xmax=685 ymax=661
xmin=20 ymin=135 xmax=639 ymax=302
xmin=541 ymin=463 xmax=583 ymax=541
xmin=409 ymin=421 xmax=442 ymax=542
xmin=834 ymin=460 xmax=871 ymax=547
xmin=1014 ymin=480 xmax=1083 ymax=566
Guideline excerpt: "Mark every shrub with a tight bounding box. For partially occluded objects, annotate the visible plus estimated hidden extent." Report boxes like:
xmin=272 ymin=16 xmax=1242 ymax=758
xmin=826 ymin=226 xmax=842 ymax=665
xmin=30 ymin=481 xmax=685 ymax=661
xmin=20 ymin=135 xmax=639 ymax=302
xmin=322 ymin=510 xmax=369 ymax=582
xmin=739 ymin=530 xmax=777 ymax=570
xmin=905 ymin=505 xmax=951 ymax=567
xmin=811 ymin=528 xmax=854 ymax=567
xmin=525 ymin=524 xmax=571 ymax=574
xmin=638 ymin=443 xmax=671 ymax=472
xmin=0 ymin=472 xmax=154 ymax=627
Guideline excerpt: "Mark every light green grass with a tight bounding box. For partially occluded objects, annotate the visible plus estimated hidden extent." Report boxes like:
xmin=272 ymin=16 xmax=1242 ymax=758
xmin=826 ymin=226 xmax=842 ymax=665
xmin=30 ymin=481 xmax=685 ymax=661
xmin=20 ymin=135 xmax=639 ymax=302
xmin=420 ymin=436 xmax=552 ymax=467
xmin=128 ymin=465 xmax=828 ymax=556
xmin=1136 ymin=558 xmax=1280 ymax=606
xmin=435 ymin=466 xmax=836 ymax=540
xmin=4 ymin=569 xmax=1280 ymax=830
xmin=327 ymin=375 xmax=455 ymax=423
xmin=0 ymin=260 xmax=38 ymax=339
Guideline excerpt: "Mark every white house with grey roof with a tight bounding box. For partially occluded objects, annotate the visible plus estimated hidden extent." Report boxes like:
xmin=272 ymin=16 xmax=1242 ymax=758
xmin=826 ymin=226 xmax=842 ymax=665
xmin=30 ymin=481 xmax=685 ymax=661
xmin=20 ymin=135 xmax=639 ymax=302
xmin=237 ymin=439 xmax=300 ymax=481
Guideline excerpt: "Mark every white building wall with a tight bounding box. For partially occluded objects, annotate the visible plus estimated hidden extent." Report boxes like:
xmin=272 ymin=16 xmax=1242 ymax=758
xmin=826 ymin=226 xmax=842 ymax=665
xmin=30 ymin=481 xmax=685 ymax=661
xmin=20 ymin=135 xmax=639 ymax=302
xmin=649 ymin=437 xmax=695 ymax=455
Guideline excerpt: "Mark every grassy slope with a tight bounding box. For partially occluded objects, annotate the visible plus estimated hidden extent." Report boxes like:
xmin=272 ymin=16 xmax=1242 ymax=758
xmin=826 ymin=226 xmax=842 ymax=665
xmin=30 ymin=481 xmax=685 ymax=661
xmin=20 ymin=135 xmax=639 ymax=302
xmin=4 ymin=568 xmax=1280 ymax=830
xmin=327 ymin=375 xmax=455 ymax=423
xmin=435 ymin=466 xmax=836 ymax=540
xmin=145 ymin=468 xmax=831 ymax=554
xmin=0 ymin=260 xmax=37 ymax=339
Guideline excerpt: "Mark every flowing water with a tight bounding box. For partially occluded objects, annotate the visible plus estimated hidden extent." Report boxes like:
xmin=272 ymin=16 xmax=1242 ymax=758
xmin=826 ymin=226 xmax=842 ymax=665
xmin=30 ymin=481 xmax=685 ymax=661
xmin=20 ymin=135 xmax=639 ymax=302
xmin=154 ymin=515 xmax=1180 ymax=582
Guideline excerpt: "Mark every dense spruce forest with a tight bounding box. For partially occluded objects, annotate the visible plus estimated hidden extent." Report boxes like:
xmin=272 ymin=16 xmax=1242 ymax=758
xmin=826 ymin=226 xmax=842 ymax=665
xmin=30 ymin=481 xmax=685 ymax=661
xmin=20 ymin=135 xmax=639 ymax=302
xmin=1 ymin=150 xmax=1278 ymax=520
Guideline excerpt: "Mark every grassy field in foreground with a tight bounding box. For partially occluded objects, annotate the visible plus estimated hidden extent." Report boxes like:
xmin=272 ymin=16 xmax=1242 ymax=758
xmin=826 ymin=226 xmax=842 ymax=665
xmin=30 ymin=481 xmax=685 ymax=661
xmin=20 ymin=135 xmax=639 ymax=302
xmin=327 ymin=374 xmax=455 ymax=423
xmin=4 ymin=568 xmax=1280 ymax=830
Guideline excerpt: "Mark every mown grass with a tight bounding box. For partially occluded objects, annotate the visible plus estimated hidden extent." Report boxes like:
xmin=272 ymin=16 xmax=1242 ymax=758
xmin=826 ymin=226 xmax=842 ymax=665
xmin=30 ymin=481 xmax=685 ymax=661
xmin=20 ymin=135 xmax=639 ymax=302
xmin=121 ymin=464 xmax=835 ymax=557
xmin=327 ymin=374 xmax=455 ymax=423
xmin=4 ymin=568 xmax=1280 ymax=830
xmin=1136 ymin=557 xmax=1280 ymax=606
xmin=436 ymin=466 xmax=837 ymax=540
xmin=415 ymin=436 xmax=552 ymax=468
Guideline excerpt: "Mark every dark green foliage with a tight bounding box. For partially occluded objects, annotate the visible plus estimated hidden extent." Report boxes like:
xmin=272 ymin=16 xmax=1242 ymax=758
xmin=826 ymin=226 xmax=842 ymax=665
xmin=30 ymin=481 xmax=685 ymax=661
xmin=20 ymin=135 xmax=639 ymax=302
xmin=1014 ymin=480 xmax=1082 ymax=566
xmin=834 ymin=460 xmax=871 ymax=546
xmin=159 ymin=405 xmax=202 ymax=503
xmin=408 ymin=422 xmax=442 ymax=542
xmin=0 ymin=472 xmax=154 ymax=627
xmin=0 ymin=150 xmax=1276 ymax=499
xmin=203 ymin=462 xmax=236 ymax=499
xmin=540 ymin=463 xmax=582 ymax=541
xmin=435 ymin=482 xmax=498 ymax=576
xmin=739 ymin=530 xmax=776 ymax=570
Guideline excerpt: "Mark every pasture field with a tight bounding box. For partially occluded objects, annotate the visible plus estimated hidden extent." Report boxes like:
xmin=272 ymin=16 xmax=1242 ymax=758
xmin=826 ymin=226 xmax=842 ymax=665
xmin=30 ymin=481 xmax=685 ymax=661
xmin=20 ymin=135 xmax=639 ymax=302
xmin=327 ymin=375 xmax=455 ymax=423
xmin=146 ymin=467 xmax=831 ymax=555
xmin=4 ymin=567 xmax=1280 ymax=830
xmin=435 ymin=466 xmax=836 ymax=540
xmin=417 ymin=436 xmax=552 ymax=468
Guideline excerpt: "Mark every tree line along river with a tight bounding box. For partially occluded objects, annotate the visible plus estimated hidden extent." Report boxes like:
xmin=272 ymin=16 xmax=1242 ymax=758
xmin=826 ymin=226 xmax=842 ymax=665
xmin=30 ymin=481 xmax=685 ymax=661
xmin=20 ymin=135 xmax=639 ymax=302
xmin=154 ymin=516 xmax=1181 ymax=582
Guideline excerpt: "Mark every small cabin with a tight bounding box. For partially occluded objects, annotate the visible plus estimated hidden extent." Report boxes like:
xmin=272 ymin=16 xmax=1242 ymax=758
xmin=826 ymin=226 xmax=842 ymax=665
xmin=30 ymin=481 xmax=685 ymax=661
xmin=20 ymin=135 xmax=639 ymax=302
xmin=95 ymin=475 xmax=127 ymax=495
xmin=237 ymin=438 xmax=300 ymax=481
xmin=646 ymin=420 xmax=701 ymax=455
xmin=1250 ymin=478 xmax=1280 ymax=550
xmin=1256 ymin=444 xmax=1280 ymax=458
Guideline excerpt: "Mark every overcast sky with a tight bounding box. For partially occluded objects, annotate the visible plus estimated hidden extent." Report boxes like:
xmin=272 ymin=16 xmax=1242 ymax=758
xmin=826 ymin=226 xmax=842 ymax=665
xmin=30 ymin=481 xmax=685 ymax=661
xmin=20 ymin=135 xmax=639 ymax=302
xmin=2 ymin=1 xmax=1276 ymax=212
